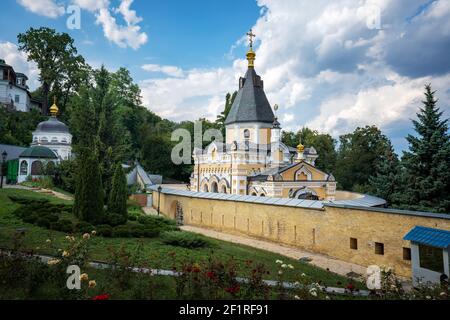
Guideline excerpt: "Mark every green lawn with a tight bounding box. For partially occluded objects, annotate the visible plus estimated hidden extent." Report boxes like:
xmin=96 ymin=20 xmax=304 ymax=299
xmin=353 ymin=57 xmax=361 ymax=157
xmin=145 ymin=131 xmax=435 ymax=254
xmin=0 ymin=188 xmax=364 ymax=289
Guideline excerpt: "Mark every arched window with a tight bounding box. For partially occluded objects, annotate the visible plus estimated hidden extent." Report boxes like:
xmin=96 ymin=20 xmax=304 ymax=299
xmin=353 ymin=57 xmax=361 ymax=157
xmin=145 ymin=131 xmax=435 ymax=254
xmin=40 ymin=137 xmax=48 ymax=143
xmin=221 ymin=185 xmax=227 ymax=194
xmin=211 ymin=182 xmax=219 ymax=193
xmin=203 ymin=185 xmax=209 ymax=192
xmin=31 ymin=161 xmax=43 ymax=175
xmin=20 ymin=160 xmax=28 ymax=175
xmin=244 ymin=129 xmax=250 ymax=140
xmin=51 ymin=137 xmax=58 ymax=143
xmin=295 ymin=189 xmax=319 ymax=200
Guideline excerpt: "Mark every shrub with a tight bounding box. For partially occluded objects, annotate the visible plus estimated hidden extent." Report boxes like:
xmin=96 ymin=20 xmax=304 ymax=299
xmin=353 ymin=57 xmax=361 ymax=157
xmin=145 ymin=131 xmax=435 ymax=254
xmin=112 ymin=223 xmax=159 ymax=238
xmin=9 ymin=196 xmax=49 ymax=205
xmin=50 ymin=219 xmax=73 ymax=233
xmin=42 ymin=213 xmax=59 ymax=223
xmin=75 ymin=221 xmax=95 ymax=234
xmin=36 ymin=217 xmax=51 ymax=229
xmin=96 ymin=224 xmax=113 ymax=237
xmin=105 ymin=213 xmax=127 ymax=227
xmin=112 ymin=225 xmax=134 ymax=238
xmin=22 ymin=213 xmax=39 ymax=224
xmin=161 ymin=231 xmax=213 ymax=249
xmin=137 ymin=215 xmax=179 ymax=233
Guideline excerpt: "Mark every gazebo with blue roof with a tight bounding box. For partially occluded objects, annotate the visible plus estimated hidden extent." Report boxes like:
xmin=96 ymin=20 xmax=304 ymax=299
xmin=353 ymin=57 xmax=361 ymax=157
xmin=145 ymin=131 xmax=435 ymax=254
xmin=404 ymin=226 xmax=450 ymax=287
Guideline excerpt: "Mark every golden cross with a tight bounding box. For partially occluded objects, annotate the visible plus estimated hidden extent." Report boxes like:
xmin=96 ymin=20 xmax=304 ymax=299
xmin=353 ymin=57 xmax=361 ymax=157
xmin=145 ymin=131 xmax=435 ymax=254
xmin=247 ymin=29 xmax=256 ymax=48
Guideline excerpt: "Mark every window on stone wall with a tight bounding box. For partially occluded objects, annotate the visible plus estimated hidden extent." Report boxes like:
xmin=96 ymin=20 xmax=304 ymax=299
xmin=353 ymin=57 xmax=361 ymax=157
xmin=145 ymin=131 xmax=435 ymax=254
xmin=350 ymin=238 xmax=358 ymax=250
xmin=403 ymin=247 xmax=411 ymax=261
xmin=244 ymin=129 xmax=250 ymax=140
xmin=20 ymin=160 xmax=28 ymax=175
xmin=15 ymin=95 xmax=20 ymax=103
xmin=419 ymin=245 xmax=444 ymax=273
xmin=375 ymin=242 xmax=384 ymax=255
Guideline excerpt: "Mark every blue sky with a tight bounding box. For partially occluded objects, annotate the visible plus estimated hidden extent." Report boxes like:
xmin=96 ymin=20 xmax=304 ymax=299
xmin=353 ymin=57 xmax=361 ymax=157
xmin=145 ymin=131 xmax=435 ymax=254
xmin=1 ymin=0 xmax=450 ymax=154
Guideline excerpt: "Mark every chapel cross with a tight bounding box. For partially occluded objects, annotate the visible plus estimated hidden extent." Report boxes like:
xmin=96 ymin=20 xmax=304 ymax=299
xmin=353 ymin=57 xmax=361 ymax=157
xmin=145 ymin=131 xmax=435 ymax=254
xmin=247 ymin=29 xmax=256 ymax=48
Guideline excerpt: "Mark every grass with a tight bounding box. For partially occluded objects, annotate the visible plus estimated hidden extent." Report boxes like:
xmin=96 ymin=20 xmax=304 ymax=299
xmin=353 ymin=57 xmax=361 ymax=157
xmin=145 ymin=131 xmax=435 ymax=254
xmin=20 ymin=181 xmax=74 ymax=198
xmin=0 ymin=188 xmax=364 ymax=289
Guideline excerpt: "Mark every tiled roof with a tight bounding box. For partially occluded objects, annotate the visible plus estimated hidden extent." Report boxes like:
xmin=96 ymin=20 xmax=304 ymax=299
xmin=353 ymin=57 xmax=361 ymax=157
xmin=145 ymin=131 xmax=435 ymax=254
xmin=404 ymin=226 xmax=450 ymax=248
xmin=0 ymin=144 xmax=27 ymax=161
xmin=225 ymin=67 xmax=275 ymax=125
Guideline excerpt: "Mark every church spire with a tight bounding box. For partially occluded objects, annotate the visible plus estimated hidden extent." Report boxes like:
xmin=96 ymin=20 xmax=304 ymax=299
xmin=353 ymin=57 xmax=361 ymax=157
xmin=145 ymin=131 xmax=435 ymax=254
xmin=246 ymin=29 xmax=256 ymax=68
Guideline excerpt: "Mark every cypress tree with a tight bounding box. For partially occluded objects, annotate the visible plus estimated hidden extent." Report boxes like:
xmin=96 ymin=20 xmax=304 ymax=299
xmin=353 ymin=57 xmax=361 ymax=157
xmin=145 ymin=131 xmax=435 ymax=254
xmin=108 ymin=163 xmax=128 ymax=218
xmin=399 ymin=84 xmax=450 ymax=213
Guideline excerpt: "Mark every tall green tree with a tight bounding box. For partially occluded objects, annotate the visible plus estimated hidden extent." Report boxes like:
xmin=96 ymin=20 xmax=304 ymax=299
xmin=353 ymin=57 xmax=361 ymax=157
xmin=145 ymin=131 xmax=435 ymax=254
xmin=368 ymin=144 xmax=401 ymax=206
xmin=215 ymin=92 xmax=237 ymax=137
xmin=0 ymin=108 xmax=44 ymax=146
xmin=73 ymin=152 xmax=104 ymax=224
xmin=297 ymin=128 xmax=337 ymax=173
xmin=18 ymin=27 xmax=87 ymax=115
xmin=282 ymin=127 xmax=337 ymax=173
xmin=397 ymin=85 xmax=450 ymax=213
xmin=335 ymin=126 xmax=392 ymax=192
xmin=108 ymin=163 xmax=128 ymax=218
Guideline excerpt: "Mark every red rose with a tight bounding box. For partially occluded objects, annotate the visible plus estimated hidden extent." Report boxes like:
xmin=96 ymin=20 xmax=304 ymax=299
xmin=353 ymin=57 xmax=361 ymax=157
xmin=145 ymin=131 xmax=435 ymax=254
xmin=206 ymin=271 xmax=215 ymax=279
xmin=346 ymin=284 xmax=355 ymax=291
xmin=225 ymin=285 xmax=240 ymax=294
xmin=92 ymin=294 xmax=111 ymax=300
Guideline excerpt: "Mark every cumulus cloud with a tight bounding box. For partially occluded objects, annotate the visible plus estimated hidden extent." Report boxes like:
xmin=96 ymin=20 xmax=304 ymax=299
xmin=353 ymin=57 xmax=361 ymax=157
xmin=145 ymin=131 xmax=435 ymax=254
xmin=72 ymin=0 xmax=147 ymax=49
xmin=131 ymin=0 xmax=450 ymax=152
xmin=0 ymin=42 xmax=39 ymax=89
xmin=142 ymin=64 xmax=184 ymax=78
xmin=140 ymin=67 xmax=238 ymax=121
xmin=16 ymin=0 xmax=65 ymax=18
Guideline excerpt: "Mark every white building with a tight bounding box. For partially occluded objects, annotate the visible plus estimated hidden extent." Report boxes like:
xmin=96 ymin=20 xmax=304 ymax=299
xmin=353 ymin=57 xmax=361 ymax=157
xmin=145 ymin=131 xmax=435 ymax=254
xmin=31 ymin=100 xmax=72 ymax=160
xmin=0 ymin=59 xmax=41 ymax=112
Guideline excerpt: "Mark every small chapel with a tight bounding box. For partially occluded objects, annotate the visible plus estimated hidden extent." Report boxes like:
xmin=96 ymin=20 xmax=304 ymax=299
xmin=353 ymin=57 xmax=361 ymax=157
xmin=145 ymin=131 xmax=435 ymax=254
xmin=190 ymin=30 xmax=336 ymax=200
xmin=16 ymin=99 xmax=72 ymax=183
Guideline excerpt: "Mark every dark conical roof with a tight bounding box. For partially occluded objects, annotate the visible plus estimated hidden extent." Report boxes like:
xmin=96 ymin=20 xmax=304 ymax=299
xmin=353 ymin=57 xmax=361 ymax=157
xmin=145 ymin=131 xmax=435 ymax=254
xmin=225 ymin=68 xmax=275 ymax=125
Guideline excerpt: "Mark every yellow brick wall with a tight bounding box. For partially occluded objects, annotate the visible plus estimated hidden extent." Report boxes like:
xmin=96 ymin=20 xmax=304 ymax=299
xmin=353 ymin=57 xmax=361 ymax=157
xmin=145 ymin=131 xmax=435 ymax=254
xmin=153 ymin=191 xmax=450 ymax=278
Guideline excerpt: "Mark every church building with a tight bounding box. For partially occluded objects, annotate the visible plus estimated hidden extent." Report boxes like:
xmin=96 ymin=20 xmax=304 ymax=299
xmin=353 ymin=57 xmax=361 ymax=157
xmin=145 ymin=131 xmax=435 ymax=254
xmin=190 ymin=31 xmax=336 ymax=200
xmin=16 ymin=99 xmax=72 ymax=183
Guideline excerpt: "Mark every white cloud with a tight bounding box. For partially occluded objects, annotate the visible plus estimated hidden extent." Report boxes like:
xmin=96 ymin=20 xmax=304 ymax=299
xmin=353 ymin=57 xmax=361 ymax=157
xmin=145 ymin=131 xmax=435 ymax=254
xmin=0 ymin=42 xmax=39 ymax=89
xmin=96 ymin=6 xmax=148 ymax=50
xmin=140 ymin=67 xmax=237 ymax=121
xmin=71 ymin=0 xmax=147 ymax=49
xmin=137 ymin=0 xmax=450 ymax=152
xmin=115 ymin=0 xmax=142 ymax=26
xmin=17 ymin=0 xmax=65 ymax=18
xmin=72 ymin=0 xmax=109 ymax=12
xmin=142 ymin=64 xmax=184 ymax=78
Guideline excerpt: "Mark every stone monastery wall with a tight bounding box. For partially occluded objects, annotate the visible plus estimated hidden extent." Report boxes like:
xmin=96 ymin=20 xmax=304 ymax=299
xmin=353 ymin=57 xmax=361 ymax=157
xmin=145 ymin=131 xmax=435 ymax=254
xmin=152 ymin=188 xmax=450 ymax=277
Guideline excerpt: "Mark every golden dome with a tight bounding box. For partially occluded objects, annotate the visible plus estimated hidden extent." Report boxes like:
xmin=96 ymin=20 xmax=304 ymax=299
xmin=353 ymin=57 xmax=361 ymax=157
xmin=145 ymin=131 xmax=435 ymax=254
xmin=246 ymin=48 xmax=256 ymax=68
xmin=297 ymin=143 xmax=305 ymax=153
xmin=50 ymin=97 xmax=59 ymax=117
xmin=246 ymin=29 xmax=256 ymax=68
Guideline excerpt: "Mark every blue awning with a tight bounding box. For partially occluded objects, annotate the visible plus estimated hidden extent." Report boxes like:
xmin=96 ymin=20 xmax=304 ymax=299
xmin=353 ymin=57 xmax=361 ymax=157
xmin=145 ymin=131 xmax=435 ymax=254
xmin=404 ymin=226 xmax=450 ymax=248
